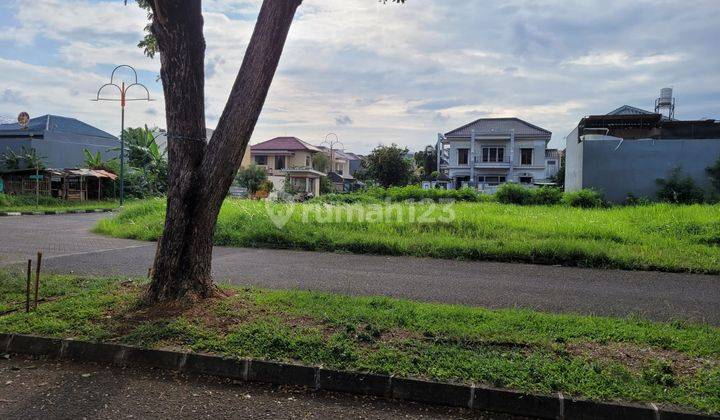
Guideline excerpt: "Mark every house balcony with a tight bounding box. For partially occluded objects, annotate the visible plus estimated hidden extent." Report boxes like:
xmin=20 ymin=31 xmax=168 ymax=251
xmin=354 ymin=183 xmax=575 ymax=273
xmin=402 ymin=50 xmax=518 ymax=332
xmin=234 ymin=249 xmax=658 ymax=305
xmin=441 ymin=158 xmax=512 ymax=170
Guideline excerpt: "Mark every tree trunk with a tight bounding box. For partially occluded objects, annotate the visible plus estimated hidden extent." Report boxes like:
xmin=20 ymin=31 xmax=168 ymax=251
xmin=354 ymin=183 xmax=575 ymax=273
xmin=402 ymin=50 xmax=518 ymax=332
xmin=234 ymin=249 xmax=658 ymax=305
xmin=146 ymin=0 xmax=302 ymax=303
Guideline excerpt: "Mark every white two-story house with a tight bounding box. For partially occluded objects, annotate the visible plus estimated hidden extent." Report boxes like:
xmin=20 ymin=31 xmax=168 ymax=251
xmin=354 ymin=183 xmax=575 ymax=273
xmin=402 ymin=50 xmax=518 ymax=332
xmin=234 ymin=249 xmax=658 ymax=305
xmin=438 ymin=118 xmax=552 ymax=190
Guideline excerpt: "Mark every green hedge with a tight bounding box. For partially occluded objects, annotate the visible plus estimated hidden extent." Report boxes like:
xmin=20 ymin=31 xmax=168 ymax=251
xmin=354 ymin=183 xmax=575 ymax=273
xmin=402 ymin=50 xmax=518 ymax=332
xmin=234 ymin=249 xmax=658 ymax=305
xmin=311 ymin=185 xmax=609 ymax=208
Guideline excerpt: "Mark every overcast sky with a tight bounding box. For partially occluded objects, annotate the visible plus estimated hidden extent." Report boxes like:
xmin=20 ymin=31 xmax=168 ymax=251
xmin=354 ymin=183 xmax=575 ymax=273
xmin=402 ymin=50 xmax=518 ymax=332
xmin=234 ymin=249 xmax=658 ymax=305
xmin=1 ymin=0 xmax=718 ymax=153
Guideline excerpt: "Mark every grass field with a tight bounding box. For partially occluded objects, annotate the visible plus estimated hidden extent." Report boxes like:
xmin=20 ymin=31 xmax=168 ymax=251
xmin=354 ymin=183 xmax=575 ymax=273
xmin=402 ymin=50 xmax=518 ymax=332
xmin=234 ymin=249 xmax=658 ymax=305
xmin=0 ymin=194 xmax=119 ymax=213
xmin=0 ymin=271 xmax=718 ymax=413
xmin=95 ymin=198 xmax=720 ymax=274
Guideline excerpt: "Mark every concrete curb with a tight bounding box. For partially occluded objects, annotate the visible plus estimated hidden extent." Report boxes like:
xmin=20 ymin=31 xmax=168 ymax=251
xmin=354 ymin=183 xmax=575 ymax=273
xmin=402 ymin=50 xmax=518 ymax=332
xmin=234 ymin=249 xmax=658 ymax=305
xmin=0 ymin=333 xmax=716 ymax=419
xmin=0 ymin=208 xmax=115 ymax=217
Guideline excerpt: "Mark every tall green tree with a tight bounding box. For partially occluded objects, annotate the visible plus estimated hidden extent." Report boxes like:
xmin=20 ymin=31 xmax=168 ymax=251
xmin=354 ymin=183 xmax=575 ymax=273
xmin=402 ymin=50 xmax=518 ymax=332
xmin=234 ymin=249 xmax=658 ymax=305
xmin=130 ymin=0 xmax=406 ymax=303
xmin=413 ymin=145 xmax=437 ymax=179
xmin=312 ymin=152 xmax=330 ymax=173
xmin=365 ymin=144 xmax=413 ymax=187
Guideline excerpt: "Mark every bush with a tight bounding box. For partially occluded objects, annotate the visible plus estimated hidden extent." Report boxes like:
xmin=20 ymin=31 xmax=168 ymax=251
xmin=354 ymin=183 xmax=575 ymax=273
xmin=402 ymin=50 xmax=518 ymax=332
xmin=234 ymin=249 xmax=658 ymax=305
xmin=236 ymin=164 xmax=268 ymax=194
xmin=656 ymin=168 xmax=705 ymax=204
xmin=532 ymin=187 xmax=563 ymax=205
xmin=258 ymin=180 xmax=274 ymax=193
xmin=563 ymin=189 xmax=605 ymax=208
xmin=624 ymin=193 xmax=651 ymax=206
xmin=495 ymin=183 xmax=534 ymax=205
xmin=309 ymin=185 xmax=487 ymax=205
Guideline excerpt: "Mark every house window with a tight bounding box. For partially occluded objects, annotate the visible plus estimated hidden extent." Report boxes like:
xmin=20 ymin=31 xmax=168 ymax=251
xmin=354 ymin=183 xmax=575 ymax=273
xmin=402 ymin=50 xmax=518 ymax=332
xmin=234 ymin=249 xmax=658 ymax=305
xmin=306 ymin=155 xmax=311 ymax=167
xmin=481 ymin=176 xmax=506 ymax=186
xmin=519 ymin=176 xmax=533 ymax=184
xmin=547 ymin=160 xmax=556 ymax=165
xmin=254 ymin=155 xmax=267 ymax=165
xmin=521 ymin=148 xmax=533 ymax=165
xmin=275 ymin=156 xmax=286 ymax=170
xmin=482 ymin=147 xmax=505 ymax=163
xmin=458 ymin=148 xmax=469 ymax=165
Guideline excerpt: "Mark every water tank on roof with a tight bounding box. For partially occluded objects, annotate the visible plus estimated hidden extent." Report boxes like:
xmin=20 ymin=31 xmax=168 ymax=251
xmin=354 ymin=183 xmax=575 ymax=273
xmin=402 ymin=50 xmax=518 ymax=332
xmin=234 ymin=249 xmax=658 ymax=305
xmin=658 ymin=88 xmax=673 ymax=106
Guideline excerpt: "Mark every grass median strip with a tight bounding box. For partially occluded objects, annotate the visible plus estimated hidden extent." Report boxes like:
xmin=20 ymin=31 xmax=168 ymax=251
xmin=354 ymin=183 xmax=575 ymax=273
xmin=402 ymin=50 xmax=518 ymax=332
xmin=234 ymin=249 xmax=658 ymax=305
xmin=0 ymin=271 xmax=718 ymax=414
xmin=95 ymin=198 xmax=720 ymax=274
xmin=0 ymin=194 xmax=119 ymax=213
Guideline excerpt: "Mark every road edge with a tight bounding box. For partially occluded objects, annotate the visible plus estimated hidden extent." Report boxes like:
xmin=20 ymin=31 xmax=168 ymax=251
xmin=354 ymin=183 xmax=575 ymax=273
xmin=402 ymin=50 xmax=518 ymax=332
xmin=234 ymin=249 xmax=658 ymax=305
xmin=0 ymin=209 xmax=115 ymax=216
xmin=0 ymin=333 xmax=715 ymax=419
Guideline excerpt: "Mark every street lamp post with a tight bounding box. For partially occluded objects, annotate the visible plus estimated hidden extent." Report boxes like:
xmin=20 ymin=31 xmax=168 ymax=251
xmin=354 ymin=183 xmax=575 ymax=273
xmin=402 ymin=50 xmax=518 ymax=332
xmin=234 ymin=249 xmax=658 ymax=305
xmin=93 ymin=65 xmax=153 ymax=205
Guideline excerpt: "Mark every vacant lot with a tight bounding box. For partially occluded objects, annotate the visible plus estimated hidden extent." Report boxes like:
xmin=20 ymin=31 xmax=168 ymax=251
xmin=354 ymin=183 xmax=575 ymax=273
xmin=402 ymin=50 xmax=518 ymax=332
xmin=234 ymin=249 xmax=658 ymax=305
xmin=95 ymin=198 xmax=720 ymax=274
xmin=0 ymin=272 xmax=718 ymax=413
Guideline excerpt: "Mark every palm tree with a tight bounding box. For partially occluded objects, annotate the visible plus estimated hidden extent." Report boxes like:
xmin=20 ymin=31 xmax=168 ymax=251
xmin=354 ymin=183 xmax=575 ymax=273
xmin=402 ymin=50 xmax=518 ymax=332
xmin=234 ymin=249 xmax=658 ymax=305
xmin=83 ymin=149 xmax=118 ymax=172
xmin=1 ymin=148 xmax=22 ymax=170
xmin=115 ymin=125 xmax=165 ymax=169
xmin=22 ymin=147 xmax=46 ymax=170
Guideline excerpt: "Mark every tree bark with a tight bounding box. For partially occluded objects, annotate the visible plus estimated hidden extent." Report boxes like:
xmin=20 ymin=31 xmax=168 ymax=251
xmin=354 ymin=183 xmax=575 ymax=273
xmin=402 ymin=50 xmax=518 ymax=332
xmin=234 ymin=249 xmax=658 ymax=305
xmin=146 ymin=0 xmax=302 ymax=303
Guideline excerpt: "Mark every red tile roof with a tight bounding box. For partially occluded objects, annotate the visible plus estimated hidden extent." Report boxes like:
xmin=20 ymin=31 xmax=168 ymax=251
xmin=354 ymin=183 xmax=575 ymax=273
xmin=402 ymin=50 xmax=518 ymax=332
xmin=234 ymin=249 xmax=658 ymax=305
xmin=251 ymin=137 xmax=321 ymax=152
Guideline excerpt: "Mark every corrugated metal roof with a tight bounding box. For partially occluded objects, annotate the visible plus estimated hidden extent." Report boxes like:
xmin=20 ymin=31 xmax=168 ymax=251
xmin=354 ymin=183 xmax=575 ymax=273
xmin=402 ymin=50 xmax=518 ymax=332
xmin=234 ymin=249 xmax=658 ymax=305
xmin=251 ymin=137 xmax=321 ymax=152
xmin=65 ymin=168 xmax=118 ymax=179
xmin=445 ymin=118 xmax=551 ymax=137
xmin=0 ymin=115 xmax=116 ymax=139
xmin=606 ymin=105 xmax=654 ymax=116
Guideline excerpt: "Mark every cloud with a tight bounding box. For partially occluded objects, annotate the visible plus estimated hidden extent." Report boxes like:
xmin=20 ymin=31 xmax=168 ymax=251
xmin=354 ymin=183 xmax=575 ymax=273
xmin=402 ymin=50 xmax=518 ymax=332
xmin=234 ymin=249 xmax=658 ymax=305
xmin=334 ymin=115 xmax=353 ymax=126
xmin=1 ymin=0 xmax=719 ymax=154
xmin=565 ymin=52 xmax=684 ymax=68
xmin=2 ymin=88 xmax=25 ymax=104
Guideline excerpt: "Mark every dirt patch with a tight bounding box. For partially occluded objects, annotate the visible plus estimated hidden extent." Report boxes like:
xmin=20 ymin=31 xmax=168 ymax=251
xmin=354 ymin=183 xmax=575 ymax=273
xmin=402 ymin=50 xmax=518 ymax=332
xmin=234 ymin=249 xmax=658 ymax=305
xmin=566 ymin=342 xmax=718 ymax=376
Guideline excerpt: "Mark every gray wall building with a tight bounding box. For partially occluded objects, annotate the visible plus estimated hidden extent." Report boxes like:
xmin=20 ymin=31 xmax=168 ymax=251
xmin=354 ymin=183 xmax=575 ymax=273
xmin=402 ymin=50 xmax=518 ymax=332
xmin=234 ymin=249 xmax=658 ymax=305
xmin=0 ymin=115 xmax=118 ymax=170
xmin=565 ymin=106 xmax=720 ymax=202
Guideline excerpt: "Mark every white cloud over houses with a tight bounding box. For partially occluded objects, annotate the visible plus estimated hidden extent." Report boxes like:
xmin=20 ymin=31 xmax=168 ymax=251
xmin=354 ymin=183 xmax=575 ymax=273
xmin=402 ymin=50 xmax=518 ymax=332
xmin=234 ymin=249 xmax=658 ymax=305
xmin=1 ymin=0 xmax=719 ymax=153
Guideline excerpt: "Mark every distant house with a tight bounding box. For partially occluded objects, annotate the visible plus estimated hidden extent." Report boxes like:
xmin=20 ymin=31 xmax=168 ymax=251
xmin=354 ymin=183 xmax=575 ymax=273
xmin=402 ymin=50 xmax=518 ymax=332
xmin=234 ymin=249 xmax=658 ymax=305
xmin=327 ymin=171 xmax=356 ymax=193
xmin=250 ymin=137 xmax=323 ymax=196
xmin=565 ymin=106 xmax=720 ymax=202
xmin=545 ymin=149 xmax=562 ymax=180
xmin=438 ymin=117 xmax=552 ymax=190
xmin=0 ymin=114 xmax=118 ymax=170
xmin=343 ymin=152 xmax=363 ymax=176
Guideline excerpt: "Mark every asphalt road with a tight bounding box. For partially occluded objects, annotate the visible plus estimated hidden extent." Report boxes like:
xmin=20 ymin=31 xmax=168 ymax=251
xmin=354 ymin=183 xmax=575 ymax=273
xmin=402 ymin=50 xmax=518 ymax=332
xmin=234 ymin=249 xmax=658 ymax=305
xmin=1 ymin=213 xmax=718 ymax=325
xmin=1 ymin=355 xmax=519 ymax=419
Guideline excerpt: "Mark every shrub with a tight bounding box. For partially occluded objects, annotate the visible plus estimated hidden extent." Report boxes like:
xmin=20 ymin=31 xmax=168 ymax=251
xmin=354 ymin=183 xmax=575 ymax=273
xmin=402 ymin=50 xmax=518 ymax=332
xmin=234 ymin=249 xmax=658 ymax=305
xmin=706 ymin=155 xmax=720 ymax=193
xmin=532 ymin=187 xmax=563 ymax=205
xmin=236 ymin=164 xmax=268 ymax=194
xmin=624 ymin=193 xmax=651 ymax=206
xmin=656 ymin=168 xmax=705 ymax=204
xmin=495 ymin=183 xmax=534 ymax=205
xmin=562 ymin=189 xmax=605 ymax=208
xmin=309 ymin=185 xmax=487 ymax=204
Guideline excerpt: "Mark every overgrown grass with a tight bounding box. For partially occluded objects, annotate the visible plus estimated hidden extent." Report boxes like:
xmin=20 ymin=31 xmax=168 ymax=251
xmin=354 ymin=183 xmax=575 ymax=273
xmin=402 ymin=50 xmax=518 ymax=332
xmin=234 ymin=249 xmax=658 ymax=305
xmin=0 ymin=270 xmax=718 ymax=413
xmin=0 ymin=194 xmax=119 ymax=212
xmin=95 ymin=198 xmax=720 ymax=274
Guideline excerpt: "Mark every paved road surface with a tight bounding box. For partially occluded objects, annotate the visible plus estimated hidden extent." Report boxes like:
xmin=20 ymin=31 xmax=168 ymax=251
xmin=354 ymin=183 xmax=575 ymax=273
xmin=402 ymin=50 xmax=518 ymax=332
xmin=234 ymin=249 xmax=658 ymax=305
xmin=1 ymin=355 xmax=519 ymax=419
xmin=1 ymin=213 xmax=718 ymax=325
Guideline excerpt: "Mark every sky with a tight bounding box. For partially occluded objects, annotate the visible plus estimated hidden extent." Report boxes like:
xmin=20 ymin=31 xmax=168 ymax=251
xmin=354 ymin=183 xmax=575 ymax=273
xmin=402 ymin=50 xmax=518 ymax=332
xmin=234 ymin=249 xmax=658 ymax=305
xmin=1 ymin=0 xmax=719 ymax=153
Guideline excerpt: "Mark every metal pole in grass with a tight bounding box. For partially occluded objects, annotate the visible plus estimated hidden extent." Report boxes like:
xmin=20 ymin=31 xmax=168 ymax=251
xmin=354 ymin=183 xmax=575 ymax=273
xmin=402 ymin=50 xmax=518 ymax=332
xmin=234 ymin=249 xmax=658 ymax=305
xmin=93 ymin=65 xmax=154 ymax=206
xmin=34 ymin=252 xmax=42 ymax=309
xmin=25 ymin=259 xmax=31 ymax=313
